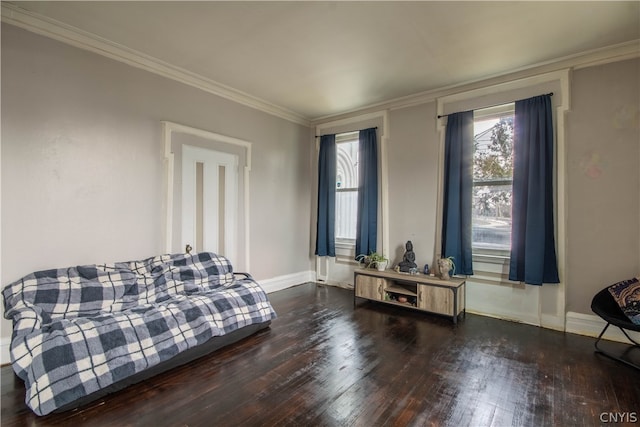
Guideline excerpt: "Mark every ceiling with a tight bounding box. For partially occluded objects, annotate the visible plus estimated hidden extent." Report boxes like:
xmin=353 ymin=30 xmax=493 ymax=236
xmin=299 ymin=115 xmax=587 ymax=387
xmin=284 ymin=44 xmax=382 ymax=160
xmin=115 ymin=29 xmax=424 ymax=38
xmin=5 ymin=1 xmax=640 ymax=122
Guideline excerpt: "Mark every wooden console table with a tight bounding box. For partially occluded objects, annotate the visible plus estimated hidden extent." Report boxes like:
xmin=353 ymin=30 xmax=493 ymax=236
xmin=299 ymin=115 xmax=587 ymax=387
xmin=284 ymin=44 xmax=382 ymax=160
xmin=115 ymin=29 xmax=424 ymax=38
xmin=353 ymin=268 xmax=466 ymax=324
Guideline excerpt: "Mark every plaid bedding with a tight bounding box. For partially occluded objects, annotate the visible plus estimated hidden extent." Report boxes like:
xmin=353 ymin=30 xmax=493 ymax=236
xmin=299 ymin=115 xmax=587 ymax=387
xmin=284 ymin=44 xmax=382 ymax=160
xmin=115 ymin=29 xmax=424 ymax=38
xmin=2 ymin=252 xmax=276 ymax=416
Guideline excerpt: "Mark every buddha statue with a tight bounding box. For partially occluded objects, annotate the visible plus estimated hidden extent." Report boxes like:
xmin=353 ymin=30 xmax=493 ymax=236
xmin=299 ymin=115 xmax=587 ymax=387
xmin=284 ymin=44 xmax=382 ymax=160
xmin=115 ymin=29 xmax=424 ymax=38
xmin=398 ymin=240 xmax=417 ymax=273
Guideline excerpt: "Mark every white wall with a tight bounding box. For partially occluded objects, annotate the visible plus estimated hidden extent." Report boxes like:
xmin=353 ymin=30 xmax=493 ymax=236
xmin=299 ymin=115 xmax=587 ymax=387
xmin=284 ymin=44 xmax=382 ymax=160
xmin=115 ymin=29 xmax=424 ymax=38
xmin=566 ymin=58 xmax=640 ymax=314
xmin=387 ymin=102 xmax=440 ymax=270
xmin=1 ymin=24 xmax=313 ymax=358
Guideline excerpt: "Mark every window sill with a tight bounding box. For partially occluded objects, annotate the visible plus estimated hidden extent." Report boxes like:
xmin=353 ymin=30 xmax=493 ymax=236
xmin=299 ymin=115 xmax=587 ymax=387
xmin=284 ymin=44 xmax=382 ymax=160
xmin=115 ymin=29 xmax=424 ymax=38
xmin=472 ymin=252 xmax=509 ymax=265
xmin=335 ymin=239 xmax=355 ymax=250
xmin=471 ymin=250 xmax=521 ymax=286
xmin=335 ymin=239 xmax=357 ymax=263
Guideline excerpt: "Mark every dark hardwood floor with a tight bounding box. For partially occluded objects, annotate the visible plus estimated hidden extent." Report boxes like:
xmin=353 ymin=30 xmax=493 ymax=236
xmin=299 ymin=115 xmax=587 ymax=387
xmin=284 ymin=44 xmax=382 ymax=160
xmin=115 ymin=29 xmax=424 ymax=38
xmin=2 ymin=282 xmax=639 ymax=426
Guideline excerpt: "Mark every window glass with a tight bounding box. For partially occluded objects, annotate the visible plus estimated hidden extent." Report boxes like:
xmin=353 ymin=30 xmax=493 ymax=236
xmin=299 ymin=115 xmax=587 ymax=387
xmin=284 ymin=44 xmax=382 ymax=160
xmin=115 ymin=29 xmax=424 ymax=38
xmin=472 ymin=110 xmax=514 ymax=252
xmin=336 ymin=134 xmax=359 ymax=240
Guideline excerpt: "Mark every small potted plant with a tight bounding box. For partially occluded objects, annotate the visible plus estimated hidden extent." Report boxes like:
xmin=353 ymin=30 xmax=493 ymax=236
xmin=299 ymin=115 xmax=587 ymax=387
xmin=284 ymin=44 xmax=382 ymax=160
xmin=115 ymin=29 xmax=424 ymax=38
xmin=357 ymin=252 xmax=388 ymax=271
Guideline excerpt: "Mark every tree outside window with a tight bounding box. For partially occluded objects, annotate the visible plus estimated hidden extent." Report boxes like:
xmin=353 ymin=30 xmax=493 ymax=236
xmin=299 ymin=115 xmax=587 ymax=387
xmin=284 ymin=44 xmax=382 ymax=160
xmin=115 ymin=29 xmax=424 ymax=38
xmin=472 ymin=113 xmax=514 ymax=252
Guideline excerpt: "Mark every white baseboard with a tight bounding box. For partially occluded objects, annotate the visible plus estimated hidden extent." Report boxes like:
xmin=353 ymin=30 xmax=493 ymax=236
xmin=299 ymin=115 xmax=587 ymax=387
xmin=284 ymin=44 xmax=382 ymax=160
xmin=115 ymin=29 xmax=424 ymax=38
xmin=540 ymin=313 xmax=566 ymax=332
xmin=1 ymin=338 xmax=10 ymax=366
xmin=258 ymin=270 xmax=315 ymax=294
xmin=566 ymin=311 xmax=640 ymax=344
xmin=466 ymin=308 xmax=541 ymax=328
xmin=321 ymin=280 xmax=354 ymax=289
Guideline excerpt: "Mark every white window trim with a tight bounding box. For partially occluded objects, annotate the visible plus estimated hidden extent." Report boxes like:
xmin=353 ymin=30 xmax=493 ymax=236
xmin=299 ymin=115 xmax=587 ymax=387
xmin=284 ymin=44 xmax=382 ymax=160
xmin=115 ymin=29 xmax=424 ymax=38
xmin=162 ymin=121 xmax=252 ymax=271
xmin=474 ymin=102 xmax=515 ymax=121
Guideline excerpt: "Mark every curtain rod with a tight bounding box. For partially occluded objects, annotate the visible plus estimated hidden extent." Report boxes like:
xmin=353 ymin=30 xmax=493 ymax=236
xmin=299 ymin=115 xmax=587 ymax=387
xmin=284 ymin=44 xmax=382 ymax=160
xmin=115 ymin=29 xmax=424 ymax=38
xmin=436 ymin=92 xmax=554 ymax=119
xmin=315 ymin=126 xmax=378 ymax=138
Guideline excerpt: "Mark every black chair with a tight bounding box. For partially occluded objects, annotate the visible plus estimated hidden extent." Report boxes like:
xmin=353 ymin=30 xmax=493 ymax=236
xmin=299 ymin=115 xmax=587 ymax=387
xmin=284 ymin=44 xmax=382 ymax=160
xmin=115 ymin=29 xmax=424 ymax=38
xmin=591 ymin=287 xmax=640 ymax=370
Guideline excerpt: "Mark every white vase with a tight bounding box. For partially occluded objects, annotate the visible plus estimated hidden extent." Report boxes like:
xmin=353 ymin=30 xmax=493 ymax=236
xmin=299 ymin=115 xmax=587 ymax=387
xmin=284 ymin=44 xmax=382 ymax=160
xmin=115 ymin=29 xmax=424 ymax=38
xmin=376 ymin=261 xmax=387 ymax=271
xmin=438 ymin=258 xmax=452 ymax=280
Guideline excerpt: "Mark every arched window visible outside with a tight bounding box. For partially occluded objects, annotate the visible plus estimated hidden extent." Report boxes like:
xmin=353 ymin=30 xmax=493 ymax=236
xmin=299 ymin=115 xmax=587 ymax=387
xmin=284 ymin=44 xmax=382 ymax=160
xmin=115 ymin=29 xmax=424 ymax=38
xmin=335 ymin=132 xmax=359 ymax=240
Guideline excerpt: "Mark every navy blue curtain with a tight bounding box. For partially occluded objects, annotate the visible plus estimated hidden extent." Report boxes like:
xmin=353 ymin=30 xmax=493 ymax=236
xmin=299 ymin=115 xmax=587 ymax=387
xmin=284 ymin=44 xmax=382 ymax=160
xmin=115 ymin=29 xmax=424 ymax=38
xmin=509 ymin=94 xmax=559 ymax=285
xmin=315 ymin=134 xmax=336 ymax=257
xmin=355 ymin=128 xmax=378 ymax=258
xmin=441 ymin=111 xmax=474 ymax=275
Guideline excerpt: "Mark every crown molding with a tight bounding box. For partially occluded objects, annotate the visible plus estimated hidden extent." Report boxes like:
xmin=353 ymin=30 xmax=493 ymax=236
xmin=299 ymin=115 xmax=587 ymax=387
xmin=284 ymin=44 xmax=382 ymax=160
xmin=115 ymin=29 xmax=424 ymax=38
xmin=3 ymin=3 xmax=637 ymax=128
xmin=1 ymin=3 xmax=311 ymax=127
xmin=312 ymin=39 xmax=640 ymax=125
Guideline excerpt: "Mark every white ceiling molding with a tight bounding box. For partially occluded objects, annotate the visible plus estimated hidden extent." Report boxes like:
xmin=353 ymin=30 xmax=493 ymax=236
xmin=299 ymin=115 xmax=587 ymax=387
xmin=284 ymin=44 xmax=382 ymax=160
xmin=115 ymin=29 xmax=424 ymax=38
xmin=3 ymin=2 xmax=637 ymax=128
xmin=311 ymin=39 xmax=639 ymax=126
xmin=1 ymin=3 xmax=310 ymax=127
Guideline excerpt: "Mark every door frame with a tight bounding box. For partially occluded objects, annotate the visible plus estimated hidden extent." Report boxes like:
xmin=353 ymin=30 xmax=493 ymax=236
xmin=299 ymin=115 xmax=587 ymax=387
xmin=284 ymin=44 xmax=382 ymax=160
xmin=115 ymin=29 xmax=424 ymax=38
xmin=162 ymin=121 xmax=252 ymax=270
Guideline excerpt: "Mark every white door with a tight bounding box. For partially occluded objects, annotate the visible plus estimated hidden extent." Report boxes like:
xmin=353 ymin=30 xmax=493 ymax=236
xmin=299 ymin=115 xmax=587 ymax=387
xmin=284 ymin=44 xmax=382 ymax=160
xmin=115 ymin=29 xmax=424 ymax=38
xmin=182 ymin=145 xmax=238 ymax=260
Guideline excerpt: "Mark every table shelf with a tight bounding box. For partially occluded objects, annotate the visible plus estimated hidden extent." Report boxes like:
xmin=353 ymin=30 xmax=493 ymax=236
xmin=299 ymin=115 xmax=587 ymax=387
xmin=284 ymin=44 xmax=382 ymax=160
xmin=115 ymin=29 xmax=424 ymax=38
xmin=354 ymin=269 xmax=466 ymax=324
xmin=385 ymin=284 xmax=417 ymax=297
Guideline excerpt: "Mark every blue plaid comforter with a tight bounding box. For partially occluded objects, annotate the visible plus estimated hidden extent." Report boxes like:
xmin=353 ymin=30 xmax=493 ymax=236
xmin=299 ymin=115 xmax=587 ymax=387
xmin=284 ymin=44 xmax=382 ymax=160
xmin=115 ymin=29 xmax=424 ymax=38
xmin=2 ymin=252 xmax=276 ymax=416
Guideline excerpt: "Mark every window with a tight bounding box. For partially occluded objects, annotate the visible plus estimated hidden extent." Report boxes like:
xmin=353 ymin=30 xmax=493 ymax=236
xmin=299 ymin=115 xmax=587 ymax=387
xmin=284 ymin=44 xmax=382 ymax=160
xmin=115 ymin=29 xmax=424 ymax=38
xmin=315 ymin=125 xmax=378 ymax=260
xmin=335 ymin=131 xmax=359 ymax=241
xmin=472 ymin=104 xmax=514 ymax=253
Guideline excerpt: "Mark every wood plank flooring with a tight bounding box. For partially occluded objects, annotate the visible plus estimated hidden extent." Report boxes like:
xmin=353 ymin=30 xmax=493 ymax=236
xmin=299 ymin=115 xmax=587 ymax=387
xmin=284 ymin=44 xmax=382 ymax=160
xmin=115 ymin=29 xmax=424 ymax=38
xmin=2 ymin=282 xmax=639 ymax=426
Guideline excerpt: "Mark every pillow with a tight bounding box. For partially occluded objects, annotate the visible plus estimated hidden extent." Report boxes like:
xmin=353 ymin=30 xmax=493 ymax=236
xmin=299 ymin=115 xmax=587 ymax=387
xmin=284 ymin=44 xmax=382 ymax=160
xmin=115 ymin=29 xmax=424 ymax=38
xmin=3 ymin=264 xmax=137 ymax=321
xmin=607 ymin=277 xmax=640 ymax=325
